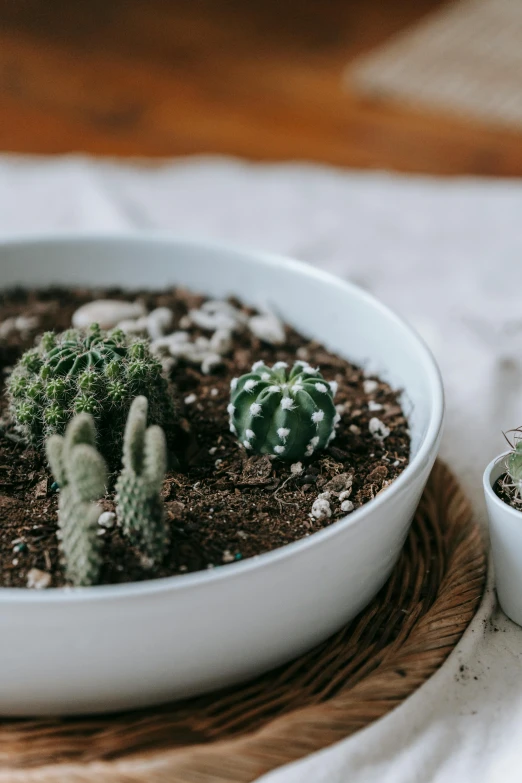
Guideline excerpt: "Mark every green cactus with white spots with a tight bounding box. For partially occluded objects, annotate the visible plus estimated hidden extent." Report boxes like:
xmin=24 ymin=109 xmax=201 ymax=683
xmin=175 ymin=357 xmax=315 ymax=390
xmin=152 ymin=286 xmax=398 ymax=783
xmin=7 ymin=323 xmax=177 ymax=465
xmin=46 ymin=413 xmax=107 ymax=586
xmin=228 ymin=361 xmax=340 ymax=461
xmin=115 ymin=396 xmax=169 ymax=563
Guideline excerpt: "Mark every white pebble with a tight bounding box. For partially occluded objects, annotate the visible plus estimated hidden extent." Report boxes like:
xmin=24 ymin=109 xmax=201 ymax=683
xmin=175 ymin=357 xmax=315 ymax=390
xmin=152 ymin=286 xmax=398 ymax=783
xmin=15 ymin=315 xmax=39 ymax=333
xmin=310 ymin=498 xmax=332 ymax=520
xmin=150 ymin=331 xmax=189 ymax=355
xmin=210 ymin=329 xmax=233 ymax=355
xmin=184 ymin=393 xmax=197 ymax=405
xmin=341 ymin=500 xmax=354 ymax=513
xmin=349 ymin=424 xmax=361 ymax=435
xmin=339 ymin=489 xmax=352 ymax=501
xmin=26 ymin=568 xmax=51 ymax=589
xmin=72 ymin=300 xmax=146 ymax=330
xmin=368 ymin=400 xmax=383 ymax=412
xmin=195 ymin=335 xmax=211 ymax=350
xmin=146 ymin=307 xmax=173 ymax=340
xmin=201 ymin=353 xmax=223 ymax=374
xmin=291 ymin=462 xmax=303 ymax=475
xmin=363 ymin=379 xmax=378 ymax=395
xmin=98 ymin=511 xmax=116 ymax=528
xmin=160 ymin=357 xmax=176 ymax=374
xmin=0 ymin=318 xmax=16 ymax=338
xmin=190 ymin=300 xmax=244 ymax=332
xmin=318 ymin=491 xmax=331 ymax=500
xmin=369 ymin=417 xmax=391 ymax=441
xmin=209 ymin=446 xmax=217 ymax=455
xmin=248 ymin=313 xmax=285 ymax=345
xmin=210 ymin=388 xmax=219 ymax=397
xmin=222 ymin=549 xmax=235 ymax=563
xmin=116 ymin=317 xmax=148 ymax=335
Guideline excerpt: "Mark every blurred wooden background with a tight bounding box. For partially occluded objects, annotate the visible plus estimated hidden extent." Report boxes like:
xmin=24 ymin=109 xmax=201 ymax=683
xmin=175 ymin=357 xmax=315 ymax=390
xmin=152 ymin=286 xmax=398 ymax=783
xmin=1 ymin=0 xmax=521 ymax=175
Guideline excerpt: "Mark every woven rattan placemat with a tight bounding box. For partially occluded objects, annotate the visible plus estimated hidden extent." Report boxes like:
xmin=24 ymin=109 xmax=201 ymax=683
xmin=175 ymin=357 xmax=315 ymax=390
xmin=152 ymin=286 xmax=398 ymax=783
xmin=0 ymin=460 xmax=486 ymax=783
xmin=349 ymin=0 xmax=522 ymax=131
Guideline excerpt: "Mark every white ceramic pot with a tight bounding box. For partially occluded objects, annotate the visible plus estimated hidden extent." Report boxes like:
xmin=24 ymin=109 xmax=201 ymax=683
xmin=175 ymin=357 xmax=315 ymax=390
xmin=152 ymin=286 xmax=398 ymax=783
xmin=484 ymin=454 xmax=522 ymax=626
xmin=0 ymin=235 xmax=444 ymax=715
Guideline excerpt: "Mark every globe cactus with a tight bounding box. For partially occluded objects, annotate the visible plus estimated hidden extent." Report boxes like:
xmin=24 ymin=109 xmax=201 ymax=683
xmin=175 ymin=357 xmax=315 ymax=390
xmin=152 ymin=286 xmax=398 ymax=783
xmin=46 ymin=413 xmax=107 ymax=586
xmin=7 ymin=323 xmax=177 ymax=464
xmin=228 ymin=360 xmax=340 ymax=461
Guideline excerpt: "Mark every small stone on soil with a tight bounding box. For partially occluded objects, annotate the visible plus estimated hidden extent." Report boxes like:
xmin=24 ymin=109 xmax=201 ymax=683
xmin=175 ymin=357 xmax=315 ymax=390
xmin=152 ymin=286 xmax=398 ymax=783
xmin=26 ymin=568 xmax=51 ymax=589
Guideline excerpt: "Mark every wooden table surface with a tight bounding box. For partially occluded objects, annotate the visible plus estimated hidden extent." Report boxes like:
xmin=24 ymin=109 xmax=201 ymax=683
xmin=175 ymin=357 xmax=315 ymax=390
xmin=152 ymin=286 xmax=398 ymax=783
xmin=1 ymin=0 xmax=521 ymax=176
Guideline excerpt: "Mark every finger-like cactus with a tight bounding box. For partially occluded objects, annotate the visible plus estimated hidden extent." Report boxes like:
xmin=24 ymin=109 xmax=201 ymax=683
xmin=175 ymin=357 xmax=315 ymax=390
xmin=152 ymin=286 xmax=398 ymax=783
xmin=46 ymin=413 xmax=107 ymax=586
xmin=115 ymin=396 xmax=169 ymax=562
xmin=7 ymin=323 xmax=177 ymax=465
xmin=228 ymin=361 xmax=340 ymax=461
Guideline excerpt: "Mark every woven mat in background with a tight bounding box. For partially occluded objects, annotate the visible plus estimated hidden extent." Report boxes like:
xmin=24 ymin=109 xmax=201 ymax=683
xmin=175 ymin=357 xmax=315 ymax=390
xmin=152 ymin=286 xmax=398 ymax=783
xmin=349 ymin=0 xmax=522 ymax=130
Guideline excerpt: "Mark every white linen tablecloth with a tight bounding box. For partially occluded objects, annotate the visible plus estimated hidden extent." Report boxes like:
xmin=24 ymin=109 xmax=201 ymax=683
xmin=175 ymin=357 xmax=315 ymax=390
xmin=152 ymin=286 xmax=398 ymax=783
xmin=1 ymin=154 xmax=520 ymax=783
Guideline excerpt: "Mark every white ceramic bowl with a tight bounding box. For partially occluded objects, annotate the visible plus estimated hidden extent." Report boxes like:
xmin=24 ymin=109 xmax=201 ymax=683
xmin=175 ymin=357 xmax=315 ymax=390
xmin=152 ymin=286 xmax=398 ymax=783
xmin=484 ymin=455 xmax=522 ymax=626
xmin=0 ymin=235 xmax=444 ymax=715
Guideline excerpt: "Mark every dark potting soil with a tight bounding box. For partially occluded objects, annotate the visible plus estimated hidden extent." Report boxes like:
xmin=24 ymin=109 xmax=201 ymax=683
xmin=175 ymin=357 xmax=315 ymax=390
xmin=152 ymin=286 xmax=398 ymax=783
xmin=493 ymin=472 xmax=522 ymax=511
xmin=0 ymin=286 xmax=410 ymax=588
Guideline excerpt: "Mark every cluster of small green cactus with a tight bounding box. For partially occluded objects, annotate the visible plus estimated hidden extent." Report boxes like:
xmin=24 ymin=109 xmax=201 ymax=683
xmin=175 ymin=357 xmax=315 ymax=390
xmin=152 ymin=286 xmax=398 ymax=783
xmin=46 ymin=397 xmax=169 ymax=586
xmin=115 ymin=396 xmax=169 ymax=563
xmin=8 ymin=323 xmax=176 ymax=464
xmin=46 ymin=414 xmax=107 ymax=587
xmin=228 ymin=360 xmax=340 ymax=462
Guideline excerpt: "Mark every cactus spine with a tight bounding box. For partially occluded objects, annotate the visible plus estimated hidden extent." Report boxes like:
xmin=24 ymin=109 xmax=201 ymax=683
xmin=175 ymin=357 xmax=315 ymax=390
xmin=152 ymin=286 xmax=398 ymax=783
xmin=115 ymin=396 xmax=169 ymax=562
xmin=46 ymin=413 xmax=107 ymax=586
xmin=229 ymin=361 xmax=340 ymax=461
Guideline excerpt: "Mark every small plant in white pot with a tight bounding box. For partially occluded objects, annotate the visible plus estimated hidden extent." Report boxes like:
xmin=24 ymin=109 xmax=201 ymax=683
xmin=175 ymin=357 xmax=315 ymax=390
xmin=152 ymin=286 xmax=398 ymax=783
xmin=484 ymin=431 xmax=522 ymax=626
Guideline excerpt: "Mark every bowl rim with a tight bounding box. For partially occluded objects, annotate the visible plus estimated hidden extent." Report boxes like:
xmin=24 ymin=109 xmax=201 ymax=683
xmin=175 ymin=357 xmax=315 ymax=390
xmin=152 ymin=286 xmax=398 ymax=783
xmin=483 ymin=453 xmax=522 ymax=520
xmin=0 ymin=232 xmax=445 ymax=602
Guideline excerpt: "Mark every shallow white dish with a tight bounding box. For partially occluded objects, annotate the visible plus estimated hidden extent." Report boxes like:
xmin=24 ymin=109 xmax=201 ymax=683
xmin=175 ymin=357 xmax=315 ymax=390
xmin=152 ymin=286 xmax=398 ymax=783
xmin=0 ymin=234 xmax=444 ymax=715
